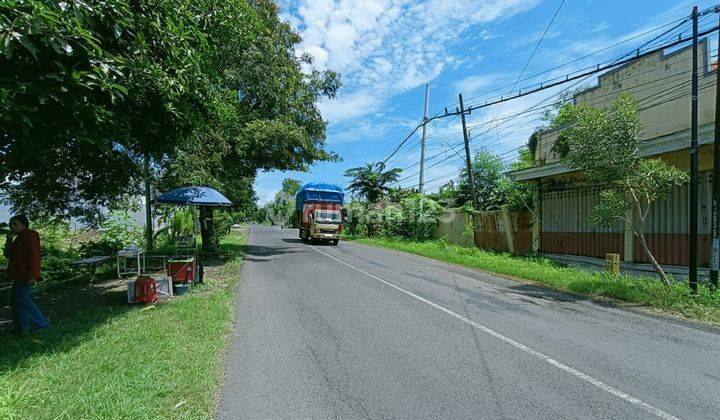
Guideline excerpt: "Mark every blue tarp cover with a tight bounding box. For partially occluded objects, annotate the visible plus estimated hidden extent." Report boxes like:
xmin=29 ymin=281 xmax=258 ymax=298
xmin=295 ymin=182 xmax=344 ymax=211
xmin=155 ymin=186 xmax=233 ymax=206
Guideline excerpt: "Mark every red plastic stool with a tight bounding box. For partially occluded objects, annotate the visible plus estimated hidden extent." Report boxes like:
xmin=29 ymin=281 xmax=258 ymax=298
xmin=134 ymin=276 xmax=158 ymax=304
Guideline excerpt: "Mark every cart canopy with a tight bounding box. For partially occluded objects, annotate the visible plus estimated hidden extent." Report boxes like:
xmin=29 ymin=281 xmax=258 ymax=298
xmin=155 ymin=186 xmax=233 ymax=207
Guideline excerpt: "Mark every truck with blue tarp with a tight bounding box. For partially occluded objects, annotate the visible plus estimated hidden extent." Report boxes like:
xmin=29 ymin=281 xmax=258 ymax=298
xmin=295 ymin=182 xmax=344 ymax=245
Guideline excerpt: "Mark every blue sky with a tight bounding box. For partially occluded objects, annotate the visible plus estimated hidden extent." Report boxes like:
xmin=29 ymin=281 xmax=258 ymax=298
xmin=255 ymin=0 xmax=715 ymax=204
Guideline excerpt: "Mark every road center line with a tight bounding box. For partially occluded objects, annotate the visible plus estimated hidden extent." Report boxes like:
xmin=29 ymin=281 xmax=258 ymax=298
xmin=311 ymin=246 xmax=679 ymax=420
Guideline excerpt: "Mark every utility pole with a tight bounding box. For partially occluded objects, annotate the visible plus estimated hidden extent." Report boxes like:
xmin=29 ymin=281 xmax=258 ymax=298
xmin=417 ymin=84 xmax=430 ymax=240
xmin=467 ymin=127 xmax=472 ymax=156
xmin=143 ymin=154 xmax=154 ymax=251
xmin=419 ymin=83 xmax=430 ymax=193
xmin=690 ymin=5 xmax=699 ymax=291
xmin=712 ymin=9 xmax=720 ymax=289
xmin=459 ymin=93 xmax=479 ymax=209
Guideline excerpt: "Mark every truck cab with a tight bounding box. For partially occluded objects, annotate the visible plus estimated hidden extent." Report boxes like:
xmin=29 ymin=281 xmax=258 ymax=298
xmin=309 ymin=209 xmax=342 ymax=243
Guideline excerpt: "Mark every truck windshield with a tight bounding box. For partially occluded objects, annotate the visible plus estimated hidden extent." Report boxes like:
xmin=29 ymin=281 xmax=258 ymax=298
xmin=315 ymin=210 xmax=341 ymax=223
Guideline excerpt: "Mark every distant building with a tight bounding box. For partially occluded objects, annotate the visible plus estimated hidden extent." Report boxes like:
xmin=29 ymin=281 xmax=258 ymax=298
xmin=509 ymin=38 xmax=716 ymax=268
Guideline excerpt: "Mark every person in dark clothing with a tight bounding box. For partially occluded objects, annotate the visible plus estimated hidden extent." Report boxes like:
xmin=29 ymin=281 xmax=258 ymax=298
xmin=3 ymin=215 xmax=49 ymax=333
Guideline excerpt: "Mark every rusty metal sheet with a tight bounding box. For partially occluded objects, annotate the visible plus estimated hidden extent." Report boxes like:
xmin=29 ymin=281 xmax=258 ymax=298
xmin=634 ymin=234 xmax=711 ymax=267
xmin=542 ymin=232 xmax=624 ymax=259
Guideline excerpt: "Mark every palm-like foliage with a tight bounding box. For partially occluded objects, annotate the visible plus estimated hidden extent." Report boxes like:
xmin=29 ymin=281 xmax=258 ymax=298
xmin=344 ymin=163 xmax=402 ymax=203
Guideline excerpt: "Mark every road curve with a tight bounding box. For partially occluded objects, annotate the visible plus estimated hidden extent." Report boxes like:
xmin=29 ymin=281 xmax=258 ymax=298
xmin=217 ymin=225 xmax=720 ymax=419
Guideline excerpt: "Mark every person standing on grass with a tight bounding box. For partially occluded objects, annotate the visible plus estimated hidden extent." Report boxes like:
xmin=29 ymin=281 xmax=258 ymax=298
xmin=3 ymin=214 xmax=49 ymax=333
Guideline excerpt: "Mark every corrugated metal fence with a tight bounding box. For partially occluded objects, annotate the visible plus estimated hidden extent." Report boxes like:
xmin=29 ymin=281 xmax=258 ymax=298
xmin=541 ymin=186 xmax=624 ymax=259
xmin=637 ymin=172 xmax=711 ymax=266
xmin=540 ymin=173 xmax=712 ymax=266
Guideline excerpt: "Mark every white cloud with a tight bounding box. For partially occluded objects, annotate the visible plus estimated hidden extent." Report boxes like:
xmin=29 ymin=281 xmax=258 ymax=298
xmin=326 ymin=116 xmax=417 ymax=144
xmin=255 ymin=187 xmax=278 ymax=206
xmin=453 ymin=73 xmax=507 ymax=96
xmin=317 ymin=90 xmax=382 ymax=122
xmin=286 ymin=0 xmax=542 ymax=124
xmin=303 ymin=45 xmax=330 ymax=68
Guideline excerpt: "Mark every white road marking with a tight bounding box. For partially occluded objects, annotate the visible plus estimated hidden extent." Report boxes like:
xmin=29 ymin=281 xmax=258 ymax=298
xmin=311 ymin=246 xmax=679 ymax=420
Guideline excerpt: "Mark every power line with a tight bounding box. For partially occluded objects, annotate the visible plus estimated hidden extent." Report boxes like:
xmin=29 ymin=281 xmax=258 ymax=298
xmin=458 ymin=8 xmax=717 ymax=111
xmin=472 ymin=55 xmax=713 ymax=154
xmin=454 ymin=24 xmax=719 ymax=117
xmin=454 ymin=11 xmax=695 ymax=109
xmin=420 ymin=73 xmax=716 ymax=194
xmin=478 ymin=0 xmax=566 ymax=161
xmin=510 ymin=0 xmax=566 ymax=96
xmin=346 ymin=5 xmax=719 ymax=191
xmin=462 ymin=7 xmax=719 ymax=111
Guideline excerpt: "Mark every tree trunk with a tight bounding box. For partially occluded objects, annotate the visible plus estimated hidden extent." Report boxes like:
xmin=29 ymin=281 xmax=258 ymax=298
xmin=199 ymin=206 xmax=215 ymax=252
xmin=143 ymin=154 xmax=154 ymax=251
xmin=636 ymin=232 xmax=671 ymax=285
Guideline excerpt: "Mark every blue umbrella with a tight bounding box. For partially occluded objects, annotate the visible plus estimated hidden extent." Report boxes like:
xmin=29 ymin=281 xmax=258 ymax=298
xmin=155 ymin=186 xmax=233 ymax=207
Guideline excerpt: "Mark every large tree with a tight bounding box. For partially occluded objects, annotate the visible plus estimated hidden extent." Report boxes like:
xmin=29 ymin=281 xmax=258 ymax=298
xmin=1 ymin=1 xmax=138 ymax=220
xmin=457 ymin=151 xmax=508 ymax=210
xmin=344 ymin=163 xmax=402 ymax=203
xmin=156 ymin=0 xmax=340 ymax=246
xmin=265 ymin=178 xmax=302 ymax=227
xmin=561 ymin=94 xmax=688 ymax=284
xmin=1 ymin=0 xmax=340 ymax=227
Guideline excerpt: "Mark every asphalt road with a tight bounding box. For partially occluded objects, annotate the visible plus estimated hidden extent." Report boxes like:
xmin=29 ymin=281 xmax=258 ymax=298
xmin=217 ymin=225 xmax=720 ymax=419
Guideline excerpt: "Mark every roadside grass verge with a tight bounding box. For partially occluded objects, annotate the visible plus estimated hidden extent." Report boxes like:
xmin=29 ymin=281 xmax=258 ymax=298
xmin=0 ymin=233 xmax=245 ymax=419
xmin=353 ymin=237 xmax=720 ymax=325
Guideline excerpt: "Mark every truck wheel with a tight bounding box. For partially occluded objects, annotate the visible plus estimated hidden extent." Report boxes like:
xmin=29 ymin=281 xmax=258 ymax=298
xmin=332 ymin=239 xmax=339 ymax=246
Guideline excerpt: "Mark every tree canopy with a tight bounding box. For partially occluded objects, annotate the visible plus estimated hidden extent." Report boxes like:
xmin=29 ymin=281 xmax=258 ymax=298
xmin=453 ymin=150 xmax=533 ymax=212
xmin=561 ymin=94 xmax=688 ymax=284
xmin=1 ymin=0 xmax=340 ymax=222
xmin=265 ymin=177 xmax=302 ymax=226
xmin=457 ymin=151 xmax=507 ymax=211
xmin=344 ymin=163 xmax=402 ymax=203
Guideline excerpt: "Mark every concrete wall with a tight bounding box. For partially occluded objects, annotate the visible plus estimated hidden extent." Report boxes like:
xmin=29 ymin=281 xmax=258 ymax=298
xmin=435 ymin=208 xmax=533 ymax=253
xmin=435 ymin=208 xmax=473 ymax=247
xmin=524 ymin=38 xmax=719 ymax=267
xmin=473 ymin=211 xmax=508 ymax=251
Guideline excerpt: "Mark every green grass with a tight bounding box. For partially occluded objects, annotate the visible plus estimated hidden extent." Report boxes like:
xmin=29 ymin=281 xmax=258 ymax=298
xmin=354 ymin=237 xmax=720 ymax=325
xmin=0 ymin=233 xmax=245 ymax=419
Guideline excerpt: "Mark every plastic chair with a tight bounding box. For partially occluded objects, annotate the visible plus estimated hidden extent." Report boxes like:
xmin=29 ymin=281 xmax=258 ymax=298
xmin=134 ymin=276 xmax=158 ymax=304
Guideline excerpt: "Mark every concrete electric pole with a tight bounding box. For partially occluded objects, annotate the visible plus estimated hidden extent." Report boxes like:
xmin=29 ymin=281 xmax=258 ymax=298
xmin=689 ymin=6 xmax=699 ymax=291
xmin=417 ymin=84 xmax=430 ymax=240
xmin=711 ymin=9 xmax=720 ymax=288
xmin=419 ymin=83 xmax=430 ymax=194
xmin=459 ymin=93 xmax=479 ymax=210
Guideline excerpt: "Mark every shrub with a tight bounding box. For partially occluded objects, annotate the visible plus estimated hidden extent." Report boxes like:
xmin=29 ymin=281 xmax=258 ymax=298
xmin=79 ymin=237 xmax=120 ymax=258
xmin=171 ymin=210 xmax=195 ymax=236
xmin=401 ymin=194 xmax=442 ymax=241
xmin=345 ymin=200 xmax=368 ymax=236
xmin=80 ymin=211 xmax=144 ymax=257
xmin=213 ymin=210 xmax=233 ymax=241
xmin=378 ymin=205 xmax=404 ymax=237
xmin=40 ymin=253 xmax=79 ymax=286
xmin=32 ymin=215 xmax=73 ymax=253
